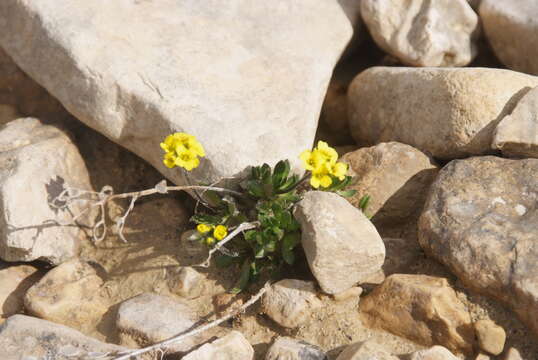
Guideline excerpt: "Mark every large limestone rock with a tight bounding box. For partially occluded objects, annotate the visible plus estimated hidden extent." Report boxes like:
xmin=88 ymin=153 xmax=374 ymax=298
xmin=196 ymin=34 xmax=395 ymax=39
xmin=182 ymin=331 xmax=254 ymax=360
xmin=336 ymin=340 xmax=399 ymax=360
xmin=116 ymin=293 xmax=203 ymax=354
xmin=492 ymin=85 xmax=538 ymax=158
xmin=0 ymin=315 xmax=128 ymax=360
xmin=407 ymin=346 xmax=459 ymax=360
xmin=265 ymin=336 xmax=328 ymax=360
xmin=261 ymin=279 xmax=323 ymax=329
xmin=0 ymin=264 xmax=41 ymax=321
xmin=0 ymin=118 xmax=93 ymax=264
xmin=480 ymin=1 xmax=538 ymax=75
xmin=418 ymin=156 xmax=538 ymax=337
xmin=24 ymin=259 xmax=108 ymax=333
xmin=348 ymin=67 xmax=538 ymax=159
xmin=340 ymin=142 xmax=438 ymax=224
xmin=360 ymin=274 xmax=475 ymax=354
xmin=293 ymin=191 xmax=385 ymax=294
xmin=0 ymin=0 xmax=358 ymax=185
xmin=360 ymin=0 xmax=479 ymax=67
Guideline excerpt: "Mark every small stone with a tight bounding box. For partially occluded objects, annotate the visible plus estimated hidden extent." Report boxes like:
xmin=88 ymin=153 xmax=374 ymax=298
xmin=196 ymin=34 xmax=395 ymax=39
xmin=360 ymin=0 xmax=479 ymax=67
xmin=476 ymin=353 xmax=491 ymax=360
xmin=0 ymin=264 xmax=41 ymax=320
xmin=0 ymin=315 xmax=128 ymax=359
xmin=340 ymin=142 xmax=438 ymax=225
xmin=348 ymin=67 xmax=538 ymax=160
xmin=116 ymin=293 xmax=203 ymax=354
xmin=262 ymin=279 xmax=323 ymax=329
xmin=504 ymin=348 xmax=523 ymax=360
xmin=480 ymin=1 xmax=538 ymax=75
xmin=182 ymin=331 xmax=254 ymax=360
xmin=0 ymin=104 xmax=18 ymax=125
xmin=24 ymin=259 xmax=107 ymax=333
xmin=293 ymin=191 xmax=385 ymax=294
xmin=474 ymin=320 xmax=506 ymax=356
xmin=167 ymin=266 xmax=204 ymax=299
xmin=265 ymin=337 xmax=327 ymax=360
xmin=492 ymin=85 xmax=538 ymax=158
xmin=361 ymin=274 xmax=475 ymax=354
xmin=332 ymin=287 xmax=363 ymax=302
xmin=407 ymin=346 xmax=459 ymax=360
xmin=336 ymin=340 xmax=398 ymax=360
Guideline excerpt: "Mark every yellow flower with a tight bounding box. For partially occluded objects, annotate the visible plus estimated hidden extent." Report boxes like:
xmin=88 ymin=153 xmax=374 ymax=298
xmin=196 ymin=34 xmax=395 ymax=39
xmin=310 ymin=168 xmax=333 ymax=189
xmin=331 ymin=162 xmax=348 ymax=180
xmin=213 ymin=225 xmax=228 ymax=241
xmin=315 ymin=141 xmax=338 ymax=164
xmin=160 ymin=132 xmax=205 ymax=171
xmin=299 ymin=141 xmax=339 ymax=174
xmin=206 ymin=237 xmax=216 ymax=246
xmin=197 ymin=223 xmax=212 ymax=234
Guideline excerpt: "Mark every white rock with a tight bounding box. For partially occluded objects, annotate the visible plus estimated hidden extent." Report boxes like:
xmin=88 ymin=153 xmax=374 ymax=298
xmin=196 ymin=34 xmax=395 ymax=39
xmin=293 ymin=191 xmax=385 ymax=294
xmin=348 ymin=67 xmax=538 ymax=159
xmin=24 ymin=259 xmax=107 ymax=333
xmin=407 ymin=346 xmax=459 ymax=360
xmin=262 ymin=279 xmax=323 ymax=329
xmin=0 ymin=0 xmax=358 ymax=186
xmin=182 ymin=330 xmax=254 ymax=360
xmin=336 ymin=340 xmax=398 ymax=360
xmin=116 ymin=293 xmax=202 ymax=354
xmin=167 ymin=266 xmax=204 ymax=299
xmin=0 ymin=264 xmax=40 ymax=321
xmin=360 ymin=0 xmax=479 ymax=67
xmin=0 ymin=315 xmax=128 ymax=360
xmin=504 ymin=347 xmax=523 ymax=360
xmin=265 ymin=336 xmax=327 ymax=360
xmin=0 ymin=118 xmax=93 ymax=264
xmin=480 ymin=1 xmax=538 ymax=75
xmin=492 ymin=85 xmax=538 ymax=158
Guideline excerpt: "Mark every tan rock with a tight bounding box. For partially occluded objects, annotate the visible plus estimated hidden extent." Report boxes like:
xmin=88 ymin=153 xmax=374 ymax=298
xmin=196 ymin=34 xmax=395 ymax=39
xmin=340 ymin=142 xmax=438 ymax=224
xmin=333 ymin=286 xmax=363 ymax=302
xmin=182 ymin=331 xmax=254 ymax=360
xmin=265 ymin=337 xmax=327 ymax=360
xmin=336 ymin=340 xmax=398 ymax=360
xmin=418 ymin=156 xmax=538 ymax=338
xmin=492 ymin=85 xmax=538 ymax=158
xmin=504 ymin=347 xmax=523 ymax=360
xmin=0 ymin=264 xmax=41 ymax=320
xmin=293 ymin=191 xmax=385 ymax=294
xmin=474 ymin=320 xmax=506 ymax=355
xmin=360 ymin=274 xmax=474 ymax=354
xmin=0 ymin=0 xmax=359 ymax=186
xmin=24 ymin=259 xmax=108 ymax=333
xmin=262 ymin=279 xmax=323 ymax=329
xmin=480 ymin=1 xmax=538 ymax=75
xmin=407 ymin=346 xmax=459 ymax=360
xmin=361 ymin=0 xmax=479 ymax=67
xmin=167 ymin=266 xmax=204 ymax=299
xmin=348 ymin=67 xmax=538 ymax=159
xmin=475 ymin=354 xmax=491 ymax=360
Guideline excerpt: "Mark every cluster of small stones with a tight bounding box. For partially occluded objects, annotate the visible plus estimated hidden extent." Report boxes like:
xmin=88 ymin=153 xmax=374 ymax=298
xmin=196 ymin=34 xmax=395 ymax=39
xmin=1 ymin=0 xmax=538 ymax=359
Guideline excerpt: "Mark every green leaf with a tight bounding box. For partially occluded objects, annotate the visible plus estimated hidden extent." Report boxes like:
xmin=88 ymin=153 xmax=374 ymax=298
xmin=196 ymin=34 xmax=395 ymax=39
xmin=282 ymin=247 xmax=295 ymax=265
xmin=261 ymin=163 xmax=272 ymax=185
xmin=215 ymin=254 xmax=236 ymax=268
xmin=336 ymin=189 xmax=357 ymax=198
xmin=254 ymin=243 xmax=266 ymax=258
xmin=272 ymin=160 xmax=290 ymax=188
xmin=358 ymin=194 xmax=371 ymax=211
xmin=230 ymin=260 xmax=251 ymax=294
xmin=190 ymin=213 xmax=223 ymax=226
xmin=247 ymin=180 xmax=264 ymax=198
xmin=282 ymin=232 xmax=300 ymax=251
xmin=277 ymin=174 xmax=300 ymax=193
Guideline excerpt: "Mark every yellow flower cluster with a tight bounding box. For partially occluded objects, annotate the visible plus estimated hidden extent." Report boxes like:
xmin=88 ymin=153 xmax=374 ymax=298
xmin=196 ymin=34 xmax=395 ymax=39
xmin=299 ymin=141 xmax=348 ymax=189
xmin=160 ymin=132 xmax=205 ymax=171
xmin=197 ymin=224 xmax=228 ymax=246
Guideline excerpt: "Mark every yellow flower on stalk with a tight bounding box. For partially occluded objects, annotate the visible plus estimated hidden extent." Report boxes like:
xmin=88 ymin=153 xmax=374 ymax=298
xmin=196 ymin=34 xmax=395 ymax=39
xmin=160 ymin=132 xmax=205 ymax=171
xmin=299 ymin=141 xmax=348 ymax=188
xmin=213 ymin=225 xmax=228 ymax=241
xmin=206 ymin=237 xmax=216 ymax=246
xmin=310 ymin=168 xmax=333 ymax=189
xmin=197 ymin=223 xmax=212 ymax=234
xmin=331 ymin=162 xmax=348 ymax=181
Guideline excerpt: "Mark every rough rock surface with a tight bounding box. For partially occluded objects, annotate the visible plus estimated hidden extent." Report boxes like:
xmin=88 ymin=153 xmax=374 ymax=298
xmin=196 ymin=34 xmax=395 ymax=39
xmin=336 ymin=340 xmax=399 ymax=360
xmin=361 ymin=274 xmax=475 ymax=354
xmin=0 ymin=0 xmax=358 ymax=185
xmin=0 ymin=118 xmax=93 ymax=264
xmin=0 ymin=264 xmax=41 ymax=321
xmin=0 ymin=315 xmax=128 ymax=360
xmin=360 ymin=0 xmax=479 ymax=67
xmin=167 ymin=266 xmax=204 ymax=299
xmin=294 ymin=191 xmax=385 ymax=294
xmin=116 ymin=293 xmax=202 ymax=354
xmin=265 ymin=336 xmax=327 ymax=360
xmin=474 ymin=319 xmax=506 ymax=355
xmin=24 ymin=259 xmax=108 ymax=333
xmin=492 ymin=85 xmax=538 ymax=158
xmin=504 ymin=348 xmax=523 ymax=360
xmin=182 ymin=330 xmax=254 ymax=360
xmin=480 ymin=1 xmax=538 ymax=75
xmin=407 ymin=346 xmax=459 ymax=360
xmin=348 ymin=67 xmax=538 ymax=159
xmin=418 ymin=156 xmax=538 ymax=337
xmin=340 ymin=142 xmax=438 ymax=224
xmin=262 ymin=279 xmax=323 ymax=329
